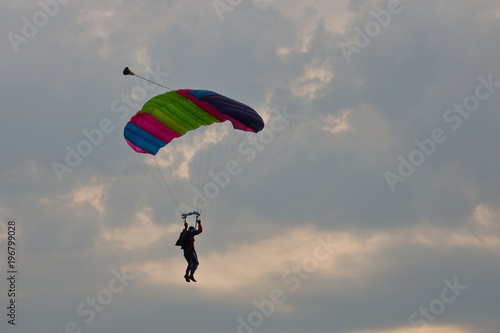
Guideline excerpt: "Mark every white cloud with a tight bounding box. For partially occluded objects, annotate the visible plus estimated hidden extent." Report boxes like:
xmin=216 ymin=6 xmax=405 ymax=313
xmin=291 ymin=58 xmax=335 ymax=100
xmin=130 ymin=214 xmax=500 ymax=299
xmin=96 ymin=205 xmax=177 ymax=251
xmin=51 ymin=179 xmax=107 ymax=215
xmin=322 ymin=110 xmax=351 ymax=134
xmin=255 ymin=0 xmax=353 ymax=34
xmin=72 ymin=184 xmax=106 ymax=213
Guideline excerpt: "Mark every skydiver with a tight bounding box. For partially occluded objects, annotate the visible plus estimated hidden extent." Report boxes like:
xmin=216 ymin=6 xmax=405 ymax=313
xmin=180 ymin=215 xmax=203 ymax=282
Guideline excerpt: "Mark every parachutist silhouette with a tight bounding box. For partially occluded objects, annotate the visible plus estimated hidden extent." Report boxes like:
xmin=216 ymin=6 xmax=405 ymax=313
xmin=177 ymin=215 xmax=202 ymax=282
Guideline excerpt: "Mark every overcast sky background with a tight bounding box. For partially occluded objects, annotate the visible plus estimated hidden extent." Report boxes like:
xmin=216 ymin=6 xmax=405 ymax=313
xmin=1 ymin=0 xmax=500 ymax=332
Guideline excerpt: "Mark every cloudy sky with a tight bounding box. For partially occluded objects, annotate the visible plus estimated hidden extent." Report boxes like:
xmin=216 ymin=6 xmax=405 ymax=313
xmin=1 ymin=0 xmax=500 ymax=332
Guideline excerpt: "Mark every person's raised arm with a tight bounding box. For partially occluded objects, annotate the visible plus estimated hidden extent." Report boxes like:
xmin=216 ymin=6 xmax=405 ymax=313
xmin=196 ymin=216 xmax=203 ymax=234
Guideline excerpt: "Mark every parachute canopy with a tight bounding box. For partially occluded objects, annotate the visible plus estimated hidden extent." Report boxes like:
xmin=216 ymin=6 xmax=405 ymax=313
xmin=123 ymin=89 xmax=265 ymax=215
xmin=124 ymin=89 xmax=264 ymax=155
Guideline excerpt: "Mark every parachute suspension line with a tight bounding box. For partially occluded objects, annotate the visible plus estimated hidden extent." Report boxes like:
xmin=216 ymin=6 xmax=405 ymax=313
xmin=135 ymin=154 xmax=182 ymax=214
xmin=193 ymin=127 xmax=210 ymax=213
xmin=169 ymin=133 xmax=192 ymax=215
xmin=136 ymin=123 xmax=255 ymax=216
xmin=191 ymin=126 xmax=213 ymax=212
xmin=173 ymin=128 xmax=192 ymax=213
xmin=181 ymin=139 xmax=194 ymax=214
xmin=151 ymin=155 xmax=183 ymax=214
xmin=213 ymin=127 xmax=248 ymax=175
xmin=123 ymin=67 xmax=173 ymax=91
xmin=191 ymin=123 xmax=250 ymax=212
xmin=152 ymin=132 xmax=205 ymax=215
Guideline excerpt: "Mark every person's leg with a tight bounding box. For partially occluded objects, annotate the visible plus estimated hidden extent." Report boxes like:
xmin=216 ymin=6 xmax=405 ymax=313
xmin=188 ymin=251 xmax=199 ymax=281
xmin=183 ymin=251 xmax=192 ymax=282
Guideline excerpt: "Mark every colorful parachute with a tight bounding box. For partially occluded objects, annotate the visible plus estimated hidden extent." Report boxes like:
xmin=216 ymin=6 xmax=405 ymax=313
xmin=124 ymin=89 xmax=264 ymax=155
xmin=124 ymin=89 xmax=265 ymax=215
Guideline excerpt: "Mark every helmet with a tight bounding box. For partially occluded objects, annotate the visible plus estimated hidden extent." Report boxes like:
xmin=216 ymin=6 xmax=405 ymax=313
xmin=188 ymin=226 xmax=195 ymax=231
